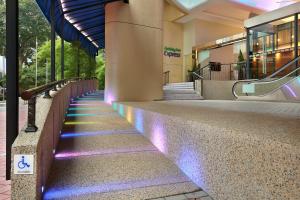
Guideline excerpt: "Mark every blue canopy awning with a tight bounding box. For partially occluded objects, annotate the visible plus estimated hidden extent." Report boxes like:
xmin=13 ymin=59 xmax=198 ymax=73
xmin=35 ymin=0 xmax=125 ymax=56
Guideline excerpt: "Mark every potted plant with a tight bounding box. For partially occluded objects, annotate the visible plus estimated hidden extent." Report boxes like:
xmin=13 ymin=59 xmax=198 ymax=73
xmin=234 ymin=50 xmax=245 ymax=80
xmin=188 ymin=63 xmax=201 ymax=82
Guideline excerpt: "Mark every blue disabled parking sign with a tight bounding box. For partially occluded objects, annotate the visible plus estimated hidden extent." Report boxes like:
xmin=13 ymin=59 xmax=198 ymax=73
xmin=14 ymin=155 xmax=34 ymax=175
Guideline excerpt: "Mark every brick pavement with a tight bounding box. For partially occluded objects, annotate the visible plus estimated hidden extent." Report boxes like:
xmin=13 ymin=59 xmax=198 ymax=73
xmin=0 ymin=104 xmax=27 ymax=200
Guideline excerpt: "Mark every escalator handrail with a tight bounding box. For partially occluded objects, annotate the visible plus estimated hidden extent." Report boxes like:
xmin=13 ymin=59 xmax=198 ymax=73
xmin=232 ymin=57 xmax=300 ymax=98
xmin=265 ymin=56 xmax=300 ymax=79
xmin=253 ymin=75 xmax=299 ymax=99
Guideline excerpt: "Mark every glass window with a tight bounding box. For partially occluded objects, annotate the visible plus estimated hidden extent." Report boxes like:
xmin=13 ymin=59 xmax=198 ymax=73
xmin=248 ymin=15 xmax=295 ymax=79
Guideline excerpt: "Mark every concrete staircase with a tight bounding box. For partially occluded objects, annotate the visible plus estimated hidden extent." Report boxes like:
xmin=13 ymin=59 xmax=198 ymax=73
xmin=163 ymin=82 xmax=203 ymax=100
xmin=44 ymin=91 xmax=199 ymax=200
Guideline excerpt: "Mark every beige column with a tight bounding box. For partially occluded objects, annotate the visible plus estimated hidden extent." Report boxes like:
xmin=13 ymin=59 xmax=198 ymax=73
xmin=105 ymin=0 xmax=164 ymax=103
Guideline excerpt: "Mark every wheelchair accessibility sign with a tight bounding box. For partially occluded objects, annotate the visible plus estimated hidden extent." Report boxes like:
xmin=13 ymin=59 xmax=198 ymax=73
xmin=14 ymin=155 xmax=34 ymax=175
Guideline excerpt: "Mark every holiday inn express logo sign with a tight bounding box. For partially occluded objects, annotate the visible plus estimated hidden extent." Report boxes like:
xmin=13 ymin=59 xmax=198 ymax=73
xmin=164 ymin=47 xmax=181 ymax=58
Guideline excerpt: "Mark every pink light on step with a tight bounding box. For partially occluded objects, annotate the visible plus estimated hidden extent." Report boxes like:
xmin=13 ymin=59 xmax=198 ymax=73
xmin=105 ymin=92 xmax=115 ymax=105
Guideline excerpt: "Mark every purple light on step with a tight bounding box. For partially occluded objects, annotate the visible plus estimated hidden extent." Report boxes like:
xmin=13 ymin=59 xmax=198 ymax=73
xmin=55 ymin=146 xmax=157 ymax=159
xmin=43 ymin=176 xmax=189 ymax=199
xmin=105 ymin=92 xmax=115 ymax=105
xmin=284 ymin=85 xmax=297 ymax=98
xmin=177 ymin=145 xmax=204 ymax=187
xmin=151 ymin=122 xmax=167 ymax=154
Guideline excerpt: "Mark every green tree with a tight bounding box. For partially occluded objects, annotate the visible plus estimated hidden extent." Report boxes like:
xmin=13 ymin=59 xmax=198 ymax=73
xmin=0 ymin=0 xmax=6 ymax=55
xmin=34 ymin=39 xmax=105 ymax=89
xmin=95 ymin=51 xmax=105 ymax=90
xmin=37 ymin=39 xmax=98 ymax=79
xmin=0 ymin=0 xmax=50 ymax=66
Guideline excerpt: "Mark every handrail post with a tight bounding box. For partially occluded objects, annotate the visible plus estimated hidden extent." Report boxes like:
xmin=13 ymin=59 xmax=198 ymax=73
xmin=44 ymin=90 xmax=52 ymax=99
xmin=50 ymin=0 xmax=56 ymax=82
xmin=294 ymin=14 xmax=298 ymax=75
xmin=193 ymin=74 xmax=196 ymax=90
xmin=200 ymin=77 xmax=204 ymax=97
xmin=230 ymin=64 xmax=232 ymax=80
xmin=25 ymin=97 xmax=38 ymax=132
xmin=246 ymin=28 xmax=251 ymax=79
xmin=6 ymin=0 xmax=19 ymax=180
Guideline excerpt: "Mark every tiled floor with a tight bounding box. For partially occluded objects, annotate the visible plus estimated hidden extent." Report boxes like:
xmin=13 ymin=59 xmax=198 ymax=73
xmin=0 ymin=103 xmax=27 ymax=200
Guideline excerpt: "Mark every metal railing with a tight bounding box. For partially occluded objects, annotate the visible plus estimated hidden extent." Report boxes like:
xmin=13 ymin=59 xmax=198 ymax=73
xmin=20 ymin=77 xmax=97 ymax=132
xmin=191 ymin=62 xmax=247 ymax=81
xmin=191 ymin=71 xmax=204 ymax=96
xmin=163 ymin=71 xmax=170 ymax=85
xmin=232 ymin=56 xmax=300 ymax=98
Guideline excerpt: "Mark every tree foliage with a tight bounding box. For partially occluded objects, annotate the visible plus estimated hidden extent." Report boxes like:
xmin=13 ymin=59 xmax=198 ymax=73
xmin=95 ymin=51 xmax=105 ymax=90
xmin=0 ymin=0 xmax=50 ymax=66
xmin=0 ymin=0 xmax=5 ymax=55
xmin=0 ymin=0 xmax=105 ymax=92
xmin=34 ymin=39 xmax=105 ymax=90
xmin=37 ymin=39 xmax=97 ymax=79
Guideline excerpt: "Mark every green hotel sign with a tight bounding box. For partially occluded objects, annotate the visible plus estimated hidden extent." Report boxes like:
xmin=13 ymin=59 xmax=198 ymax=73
xmin=164 ymin=47 xmax=181 ymax=58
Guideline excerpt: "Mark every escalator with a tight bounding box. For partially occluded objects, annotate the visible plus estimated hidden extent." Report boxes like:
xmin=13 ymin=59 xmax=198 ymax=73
xmin=232 ymin=56 xmax=300 ymax=102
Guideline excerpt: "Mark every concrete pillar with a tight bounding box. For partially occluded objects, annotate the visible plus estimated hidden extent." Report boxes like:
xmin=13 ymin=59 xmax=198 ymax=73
xmin=105 ymin=0 xmax=164 ymax=103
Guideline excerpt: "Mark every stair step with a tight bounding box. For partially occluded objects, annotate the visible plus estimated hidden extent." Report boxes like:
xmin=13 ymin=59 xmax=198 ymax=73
xmin=163 ymin=89 xmax=196 ymax=94
xmin=45 ymin=152 xmax=198 ymax=200
xmin=44 ymin=91 xmax=200 ymax=199
xmin=163 ymin=87 xmax=194 ymax=90
xmin=165 ymin=82 xmax=193 ymax=85
xmin=163 ymin=94 xmax=204 ymax=100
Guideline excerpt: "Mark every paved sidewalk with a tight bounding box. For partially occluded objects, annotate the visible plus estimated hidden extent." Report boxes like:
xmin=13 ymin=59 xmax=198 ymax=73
xmin=0 ymin=103 xmax=27 ymax=200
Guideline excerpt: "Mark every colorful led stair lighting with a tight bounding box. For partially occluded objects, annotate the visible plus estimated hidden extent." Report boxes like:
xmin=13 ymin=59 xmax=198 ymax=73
xmin=43 ymin=91 xmax=200 ymax=200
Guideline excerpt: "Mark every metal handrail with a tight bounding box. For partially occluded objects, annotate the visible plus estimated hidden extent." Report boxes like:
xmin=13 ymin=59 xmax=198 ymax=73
xmin=21 ymin=79 xmax=66 ymax=100
xmin=191 ymin=61 xmax=246 ymax=96
xmin=163 ymin=71 xmax=170 ymax=85
xmin=192 ymin=62 xmax=247 ymax=81
xmin=192 ymin=72 xmax=203 ymax=79
xmin=192 ymin=63 xmax=210 ymax=75
xmin=21 ymin=77 xmax=97 ymax=132
xmin=191 ymin=71 xmax=204 ymax=96
xmin=265 ymin=56 xmax=300 ymax=79
xmin=232 ymin=57 xmax=300 ymax=98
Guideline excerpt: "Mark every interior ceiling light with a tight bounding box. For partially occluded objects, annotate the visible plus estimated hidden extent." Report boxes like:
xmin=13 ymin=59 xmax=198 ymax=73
xmin=175 ymin=0 xmax=207 ymax=10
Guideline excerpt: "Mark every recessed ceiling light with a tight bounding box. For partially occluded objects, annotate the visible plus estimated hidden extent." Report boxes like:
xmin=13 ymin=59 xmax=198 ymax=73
xmin=175 ymin=0 xmax=207 ymax=10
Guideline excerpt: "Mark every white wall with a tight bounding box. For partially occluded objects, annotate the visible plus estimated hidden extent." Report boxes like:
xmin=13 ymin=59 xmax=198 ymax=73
xmin=195 ymin=20 xmax=243 ymax=46
xmin=182 ymin=19 xmax=243 ymax=81
xmin=183 ymin=20 xmax=196 ymax=56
